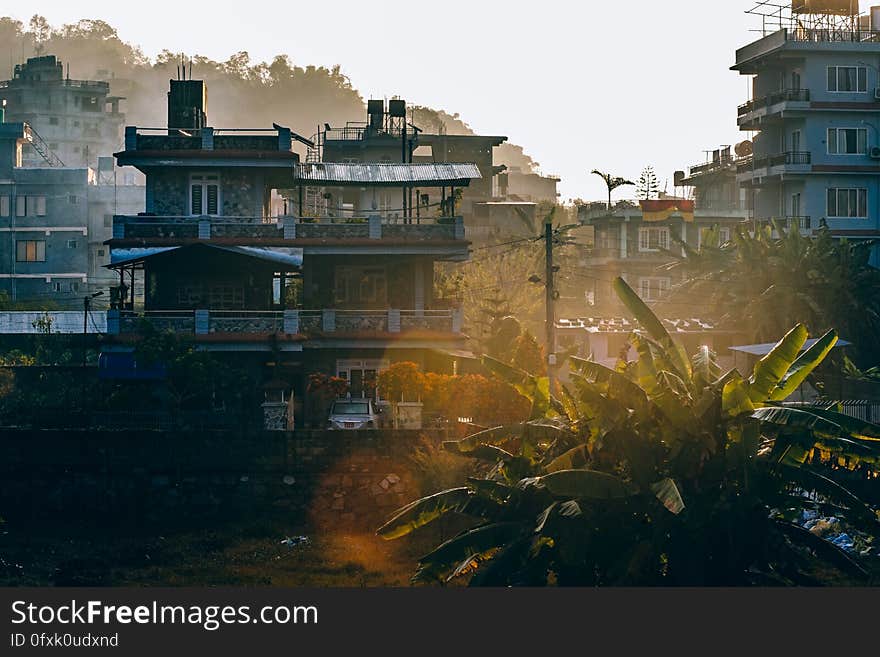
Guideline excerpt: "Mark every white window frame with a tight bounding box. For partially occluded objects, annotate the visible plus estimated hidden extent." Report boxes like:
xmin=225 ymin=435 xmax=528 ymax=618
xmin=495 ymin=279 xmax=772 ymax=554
xmin=718 ymin=227 xmax=732 ymax=244
xmin=827 ymin=127 xmax=868 ymax=155
xmin=638 ymin=277 xmax=671 ymax=302
xmin=16 ymin=240 xmax=46 ymax=262
xmin=189 ymin=173 xmax=221 ymax=217
xmin=827 ymin=66 xmax=868 ymax=93
xmin=638 ymin=226 xmax=670 ymax=253
xmin=827 ymin=187 xmax=868 ymax=218
xmin=15 ymin=195 xmax=47 ymax=217
xmin=336 ymin=359 xmax=390 ymax=401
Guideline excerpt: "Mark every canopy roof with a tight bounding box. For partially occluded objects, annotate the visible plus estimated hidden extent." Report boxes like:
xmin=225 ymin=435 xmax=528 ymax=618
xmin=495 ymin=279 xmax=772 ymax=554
xmin=729 ymin=338 xmax=851 ymax=356
xmin=292 ymin=162 xmax=481 ymax=187
xmin=108 ymin=244 xmax=302 ymax=269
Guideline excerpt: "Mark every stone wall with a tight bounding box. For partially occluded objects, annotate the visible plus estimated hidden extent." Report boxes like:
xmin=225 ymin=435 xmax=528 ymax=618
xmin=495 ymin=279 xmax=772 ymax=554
xmin=0 ymin=428 xmax=437 ymax=530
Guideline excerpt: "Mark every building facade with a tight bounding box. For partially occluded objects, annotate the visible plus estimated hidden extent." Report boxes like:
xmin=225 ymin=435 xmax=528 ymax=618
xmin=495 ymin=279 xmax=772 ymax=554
xmin=732 ymin=9 xmax=880 ymax=266
xmin=104 ymin=80 xmax=476 ymax=426
xmin=0 ymin=55 xmax=126 ymax=170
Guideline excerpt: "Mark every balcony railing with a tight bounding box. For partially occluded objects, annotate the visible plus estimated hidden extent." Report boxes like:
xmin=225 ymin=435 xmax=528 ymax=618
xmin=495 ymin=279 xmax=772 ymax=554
xmin=109 ymin=308 xmax=464 ymax=336
xmin=736 ymin=151 xmax=811 ymax=174
xmin=112 ymin=215 xmax=466 ymax=242
xmin=738 ymin=89 xmax=811 ymax=117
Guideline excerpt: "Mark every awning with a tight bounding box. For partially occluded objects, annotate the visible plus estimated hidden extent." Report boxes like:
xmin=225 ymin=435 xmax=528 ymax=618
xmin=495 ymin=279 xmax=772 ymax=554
xmin=293 ymin=162 xmax=482 ymax=187
xmin=640 ymin=199 xmax=695 ymax=223
xmin=730 ymin=338 xmax=851 ymax=357
xmin=107 ymin=243 xmax=302 ymax=269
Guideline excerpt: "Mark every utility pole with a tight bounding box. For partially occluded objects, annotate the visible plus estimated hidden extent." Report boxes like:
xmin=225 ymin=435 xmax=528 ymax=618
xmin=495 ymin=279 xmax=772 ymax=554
xmin=545 ymin=220 xmax=556 ymax=392
xmin=82 ymin=291 xmax=104 ymax=369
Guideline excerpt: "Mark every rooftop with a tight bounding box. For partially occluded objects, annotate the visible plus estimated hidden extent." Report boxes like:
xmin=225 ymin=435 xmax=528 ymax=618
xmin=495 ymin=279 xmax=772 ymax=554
xmin=292 ymin=162 xmax=481 ymax=186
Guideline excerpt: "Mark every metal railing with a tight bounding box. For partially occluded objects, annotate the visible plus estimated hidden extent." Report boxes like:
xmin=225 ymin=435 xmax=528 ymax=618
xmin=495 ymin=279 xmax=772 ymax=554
xmin=737 ymin=151 xmax=811 ymax=173
xmin=738 ymin=88 xmax=811 ymax=117
xmin=788 ymin=28 xmax=880 ymax=44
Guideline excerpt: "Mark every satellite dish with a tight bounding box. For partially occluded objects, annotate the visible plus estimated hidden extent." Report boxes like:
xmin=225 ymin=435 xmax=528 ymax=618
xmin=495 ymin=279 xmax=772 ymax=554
xmin=735 ymin=140 xmax=753 ymax=157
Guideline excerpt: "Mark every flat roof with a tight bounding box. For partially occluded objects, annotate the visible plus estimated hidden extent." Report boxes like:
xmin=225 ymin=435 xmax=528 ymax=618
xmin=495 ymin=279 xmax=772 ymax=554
xmin=730 ymin=338 xmax=851 ymax=356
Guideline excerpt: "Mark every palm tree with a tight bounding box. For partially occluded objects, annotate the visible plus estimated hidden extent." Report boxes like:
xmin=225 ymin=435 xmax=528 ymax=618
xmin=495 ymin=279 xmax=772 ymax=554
xmin=591 ymin=170 xmax=634 ymax=212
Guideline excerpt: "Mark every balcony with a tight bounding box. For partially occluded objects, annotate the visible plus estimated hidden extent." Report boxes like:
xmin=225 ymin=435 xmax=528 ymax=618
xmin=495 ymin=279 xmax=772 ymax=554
xmin=123 ymin=127 xmax=295 ymax=154
xmin=738 ymin=89 xmax=811 ymax=129
xmin=736 ymin=151 xmax=811 ymax=179
xmin=108 ymin=308 xmax=463 ymax=337
xmin=112 ymin=215 xmax=466 ymax=243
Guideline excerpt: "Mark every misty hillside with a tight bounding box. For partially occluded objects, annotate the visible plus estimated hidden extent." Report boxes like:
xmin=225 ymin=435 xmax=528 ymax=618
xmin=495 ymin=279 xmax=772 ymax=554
xmin=1 ymin=15 xmax=537 ymax=172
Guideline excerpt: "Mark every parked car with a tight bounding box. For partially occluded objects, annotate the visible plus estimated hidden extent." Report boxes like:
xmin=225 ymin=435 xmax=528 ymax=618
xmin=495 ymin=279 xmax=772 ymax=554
xmin=327 ymin=399 xmax=380 ymax=430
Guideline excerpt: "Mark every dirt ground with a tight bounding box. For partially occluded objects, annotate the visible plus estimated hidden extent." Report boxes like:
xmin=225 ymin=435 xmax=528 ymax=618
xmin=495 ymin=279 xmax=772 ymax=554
xmin=0 ymin=511 xmax=448 ymax=588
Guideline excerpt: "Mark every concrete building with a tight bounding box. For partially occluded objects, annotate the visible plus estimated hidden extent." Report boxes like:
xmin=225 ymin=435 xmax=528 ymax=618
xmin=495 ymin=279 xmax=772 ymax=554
xmin=500 ymin=167 xmax=560 ymax=204
xmin=0 ymin=120 xmax=92 ymax=305
xmin=104 ymin=79 xmax=477 ymax=427
xmin=732 ymin=3 xmax=880 ymax=265
xmin=314 ymin=100 xmax=513 ymax=242
xmin=0 ymin=55 xmax=126 ymax=170
xmin=579 ymin=147 xmax=749 ymax=312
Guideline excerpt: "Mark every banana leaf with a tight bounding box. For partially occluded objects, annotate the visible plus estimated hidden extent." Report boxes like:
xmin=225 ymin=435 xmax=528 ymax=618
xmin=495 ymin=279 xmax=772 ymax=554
xmin=774 ymin=520 xmax=868 ymax=579
xmin=570 ymin=356 xmax=651 ymax=413
xmin=544 ymin=444 xmax=591 ymax=474
xmin=748 ymin=324 xmax=808 ymax=403
xmin=482 ymin=355 xmax=551 ymax=419
xmin=612 ymin=276 xmax=692 ymax=383
xmin=753 ymin=407 xmax=878 ymax=454
xmin=535 ymin=469 xmax=639 ymax=500
xmin=722 ymin=372 xmax=755 ymax=418
xmin=793 ymin=406 xmax=880 ymax=442
xmin=377 ymin=488 xmax=480 ymax=540
xmin=415 ymin=522 xmax=524 ymax=583
xmin=769 ymin=329 xmax=838 ymax=401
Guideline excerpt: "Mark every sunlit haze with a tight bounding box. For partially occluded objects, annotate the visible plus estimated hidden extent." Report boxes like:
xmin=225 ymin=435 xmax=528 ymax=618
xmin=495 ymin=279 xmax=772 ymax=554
xmin=0 ymin=0 xmax=876 ymax=200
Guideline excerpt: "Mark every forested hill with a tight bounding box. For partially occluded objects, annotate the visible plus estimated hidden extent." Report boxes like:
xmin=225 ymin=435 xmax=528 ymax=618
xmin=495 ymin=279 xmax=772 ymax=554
xmin=0 ymin=16 xmax=537 ymax=172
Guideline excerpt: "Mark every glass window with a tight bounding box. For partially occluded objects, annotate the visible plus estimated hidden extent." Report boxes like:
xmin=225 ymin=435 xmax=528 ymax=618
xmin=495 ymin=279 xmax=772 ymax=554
xmin=16 ymin=240 xmax=46 ymax=262
xmin=827 ymin=128 xmax=868 ymax=154
xmin=638 ymin=227 xmax=670 ymax=252
xmin=827 ymin=188 xmax=868 ymax=218
xmin=827 ymin=66 xmax=868 ymax=93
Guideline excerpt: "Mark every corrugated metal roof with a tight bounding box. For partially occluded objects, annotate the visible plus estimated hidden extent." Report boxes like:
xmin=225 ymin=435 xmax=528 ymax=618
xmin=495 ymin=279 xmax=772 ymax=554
xmin=108 ymin=245 xmax=301 ymax=269
xmin=730 ymin=338 xmax=851 ymax=356
xmin=293 ymin=162 xmax=482 ymax=186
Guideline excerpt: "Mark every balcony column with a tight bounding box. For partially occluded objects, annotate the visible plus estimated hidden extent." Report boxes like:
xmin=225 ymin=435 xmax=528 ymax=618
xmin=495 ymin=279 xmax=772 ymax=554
xmin=368 ymin=215 xmax=382 ymax=239
xmin=454 ymin=216 xmax=465 ymax=240
xmin=200 ymin=127 xmax=214 ymax=150
xmin=283 ymin=309 xmax=299 ymax=335
xmin=619 ymin=222 xmax=627 ymax=259
xmin=195 ymin=310 xmax=209 ymax=335
xmin=388 ymin=309 xmax=401 ymax=333
xmin=107 ymin=309 xmax=120 ymax=335
xmin=414 ymin=261 xmax=425 ymax=314
xmin=452 ymin=307 xmax=464 ymax=334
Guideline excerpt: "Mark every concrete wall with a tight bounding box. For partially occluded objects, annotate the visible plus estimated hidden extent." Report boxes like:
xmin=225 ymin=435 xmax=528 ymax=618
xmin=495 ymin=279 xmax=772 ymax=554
xmin=0 ymin=428 xmax=434 ymax=528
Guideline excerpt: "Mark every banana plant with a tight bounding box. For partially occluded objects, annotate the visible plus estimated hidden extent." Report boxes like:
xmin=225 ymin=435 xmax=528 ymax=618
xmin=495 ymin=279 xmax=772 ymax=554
xmin=378 ymin=277 xmax=880 ymax=586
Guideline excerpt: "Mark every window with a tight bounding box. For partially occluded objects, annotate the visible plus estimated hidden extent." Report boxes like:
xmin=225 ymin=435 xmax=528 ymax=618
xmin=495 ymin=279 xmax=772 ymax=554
xmin=827 ymin=128 xmax=868 ymax=154
xmin=638 ymin=226 xmax=670 ymax=252
xmin=15 ymin=196 xmax=47 ymax=217
xmin=190 ymin=173 xmax=220 ymax=216
xmin=827 ymin=66 xmax=868 ymax=93
xmin=827 ymin=188 xmax=868 ymax=218
xmin=97 ymin=249 xmax=105 ymax=257
xmin=638 ymin=277 xmax=671 ymax=302
xmin=791 ymin=193 xmax=802 ymax=217
xmin=69 ymin=195 xmax=78 ymax=205
xmin=337 ymin=359 xmax=389 ymax=401
xmin=69 ymin=282 xmax=81 ymax=293
xmin=16 ymin=240 xmax=46 ymax=262
xmin=66 ymin=240 xmax=78 ymax=249
xmin=51 ymin=282 xmax=63 ymax=293
xmin=334 ymin=267 xmax=388 ymax=306
xmin=718 ymin=227 xmax=732 ymax=244
xmin=0 ymin=195 xmax=9 ymax=217
xmin=103 ymin=214 xmax=113 ymax=228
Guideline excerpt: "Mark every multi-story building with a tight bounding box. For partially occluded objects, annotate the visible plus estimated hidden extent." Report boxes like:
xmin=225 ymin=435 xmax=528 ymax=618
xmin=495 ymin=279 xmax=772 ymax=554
xmin=579 ymin=148 xmax=750 ymax=312
xmin=312 ymin=99 xmax=511 ymax=242
xmin=0 ymin=118 xmax=93 ymax=305
xmin=0 ymin=55 xmax=126 ymax=170
xmin=732 ymin=3 xmax=880 ymax=266
xmin=103 ymin=79 xmax=477 ymax=424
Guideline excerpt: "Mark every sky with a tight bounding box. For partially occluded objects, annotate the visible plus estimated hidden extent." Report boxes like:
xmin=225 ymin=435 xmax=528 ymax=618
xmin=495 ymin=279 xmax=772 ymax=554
xmin=1 ymin=0 xmax=877 ymax=202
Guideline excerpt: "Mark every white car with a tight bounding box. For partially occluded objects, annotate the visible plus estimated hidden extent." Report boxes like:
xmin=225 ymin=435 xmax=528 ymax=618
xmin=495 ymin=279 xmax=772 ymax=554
xmin=328 ymin=399 xmax=380 ymax=430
